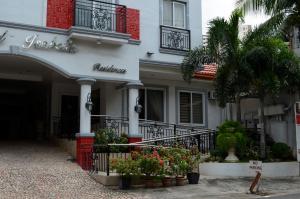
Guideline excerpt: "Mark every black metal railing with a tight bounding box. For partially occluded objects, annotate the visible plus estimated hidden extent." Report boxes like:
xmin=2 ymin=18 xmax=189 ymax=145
xmin=91 ymin=115 xmax=129 ymax=137
xmin=91 ymin=116 xmax=216 ymax=151
xmin=160 ymin=25 xmax=191 ymax=51
xmin=89 ymin=132 xmax=216 ymax=176
xmin=90 ymin=144 xmax=133 ymax=175
xmin=75 ymin=0 xmax=127 ymax=33
xmin=138 ymin=127 xmax=216 ymax=154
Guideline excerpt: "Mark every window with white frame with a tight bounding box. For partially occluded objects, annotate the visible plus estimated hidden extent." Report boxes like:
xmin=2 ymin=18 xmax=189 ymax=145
xmin=163 ymin=0 xmax=186 ymax=29
xmin=139 ymin=88 xmax=165 ymax=122
xmin=178 ymin=91 xmax=204 ymax=125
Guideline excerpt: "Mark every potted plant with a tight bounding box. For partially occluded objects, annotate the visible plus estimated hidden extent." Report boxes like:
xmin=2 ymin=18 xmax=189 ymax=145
xmin=139 ymin=149 xmax=164 ymax=188
xmin=157 ymin=147 xmax=173 ymax=187
xmin=161 ymin=160 xmax=173 ymax=187
xmin=186 ymin=146 xmax=201 ymax=184
xmin=110 ymin=157 xmax=139 ymax=190
xmin=216 ymin=121 xmax=247 ymax=162
xmin=170 ymin=148 xmax=189 ymax=186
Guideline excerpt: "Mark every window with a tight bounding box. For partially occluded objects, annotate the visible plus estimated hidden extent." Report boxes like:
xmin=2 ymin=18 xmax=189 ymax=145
xmin=179 ymin=91 xmax=204 ymax=125
xmin=139 ymin=88 xmax=165 ymax=122
xmin=163 ymin=0 xmax=186 ymax=29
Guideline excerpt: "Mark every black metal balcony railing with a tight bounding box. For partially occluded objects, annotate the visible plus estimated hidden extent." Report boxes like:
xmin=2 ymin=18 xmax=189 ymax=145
xmin=160 ymin=25 xmax=191 ymax=51
xmin=75 ymin=0 xmax=127 ymax=33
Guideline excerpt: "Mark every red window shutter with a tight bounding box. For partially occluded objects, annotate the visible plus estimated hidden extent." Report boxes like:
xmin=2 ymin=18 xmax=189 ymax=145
xmin=126 ymin=8 xmax=140 ymax=40
xmin=47 ymin=0 xmax=74 ymax=29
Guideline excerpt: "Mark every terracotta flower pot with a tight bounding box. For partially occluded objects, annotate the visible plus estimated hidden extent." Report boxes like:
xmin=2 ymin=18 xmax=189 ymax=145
xmin=175 ymin=176 xmax=185 ymax=186
xmin=162 ymin=177 xmax=172 ymax=187
xmin=144 ymin=177 xmax=155 ymax=188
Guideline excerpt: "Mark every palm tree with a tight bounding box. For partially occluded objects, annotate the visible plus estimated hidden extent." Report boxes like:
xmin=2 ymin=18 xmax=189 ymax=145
xmin=207 ymin=10 xmax=250 ymax=122
xmin=237 ymin=0 xmax=300 ymax=44
xmin=243 ymin=37 xmax=300 ymax=158
xmin=182 ymin=10 xmax=276 ymax=122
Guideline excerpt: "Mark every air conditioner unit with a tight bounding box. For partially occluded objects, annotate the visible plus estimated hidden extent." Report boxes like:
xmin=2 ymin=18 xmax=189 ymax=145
xmin=208 ymin=90 xmax=217 ymax=100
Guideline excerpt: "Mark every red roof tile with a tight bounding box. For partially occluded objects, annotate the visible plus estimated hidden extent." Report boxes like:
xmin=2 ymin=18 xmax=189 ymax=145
xmin=194 ymin=64 xmax=217 ymax=80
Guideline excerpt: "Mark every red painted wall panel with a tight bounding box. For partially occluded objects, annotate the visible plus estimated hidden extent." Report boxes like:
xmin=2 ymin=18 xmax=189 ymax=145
xmin=126 ymin=8 xmax=140 ymax=40
xmin=47 ymin=0 xmax=74 ymax=29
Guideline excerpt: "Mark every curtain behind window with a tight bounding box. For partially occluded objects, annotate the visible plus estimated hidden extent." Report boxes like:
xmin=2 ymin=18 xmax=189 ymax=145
xmin=174 ymin=2 xmax=185 ymax=28
xmin=163 ymin=0 xmax=173 ymax=26
xmin=180 ymin=92 xmax=191 ymax=123
xmin=192 ymin=93 xmax=203 ymax=124
xmin=147 ymin=90 xmax=164 ymax=122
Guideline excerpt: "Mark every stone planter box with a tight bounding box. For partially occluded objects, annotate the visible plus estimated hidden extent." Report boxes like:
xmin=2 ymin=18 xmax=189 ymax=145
xmin=200 ymin=162 xmax=300 ymax=177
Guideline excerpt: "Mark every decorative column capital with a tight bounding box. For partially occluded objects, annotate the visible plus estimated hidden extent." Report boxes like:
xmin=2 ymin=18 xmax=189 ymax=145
xmin=126 ymin=80 xmax=143 ymax=89
xmin=77 ymin=78 xmax=96 ymax=85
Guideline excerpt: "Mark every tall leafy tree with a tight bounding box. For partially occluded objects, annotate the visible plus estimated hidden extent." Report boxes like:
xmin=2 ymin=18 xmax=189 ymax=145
xmin=237 ymin=0 xmax=300 ymax=43
xmin=182 ymin=9 xmax=275 ymax=122
xmin=207 ymin=10 xmax=250 ymax=122
xmin=243 ymin=37 xmax=300 ymax=158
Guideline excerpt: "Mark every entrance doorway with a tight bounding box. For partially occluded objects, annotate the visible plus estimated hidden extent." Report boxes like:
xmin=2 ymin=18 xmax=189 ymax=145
xmin=0 ymin=79 xmax=49 ymax=140
xmin=60 ymin=95 xmax=79 ymax=139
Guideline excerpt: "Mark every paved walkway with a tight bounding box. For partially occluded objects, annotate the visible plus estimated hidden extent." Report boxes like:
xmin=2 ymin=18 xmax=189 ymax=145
xmin=0 ymin=141 xmax=141 ymax=199
xmin=1 ymin=141 xmax=300 ymax=199
xmin=134 ymin=177 xmax=300 ymax=199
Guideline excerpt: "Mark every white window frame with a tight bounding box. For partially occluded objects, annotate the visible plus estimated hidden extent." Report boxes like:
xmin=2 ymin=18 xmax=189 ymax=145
xmin=178 ymin=90 xmax=205 ymax=126
xmin=162 ymin=0 xmax=187 ymax=29
xmin=139 ymin=87 xmax=167 ymax=122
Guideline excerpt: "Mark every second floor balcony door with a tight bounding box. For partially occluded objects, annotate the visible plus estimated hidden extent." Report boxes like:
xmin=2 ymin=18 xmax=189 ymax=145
xmin=76 ymin=0 xmax=115 ymax=32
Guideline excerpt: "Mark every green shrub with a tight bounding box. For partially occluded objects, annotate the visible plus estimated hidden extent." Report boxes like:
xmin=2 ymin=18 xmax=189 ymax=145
xmin=94 ymin=129 xmax=128 ymax=152
xmin=271 ymin=142 xmax=293 ymax=160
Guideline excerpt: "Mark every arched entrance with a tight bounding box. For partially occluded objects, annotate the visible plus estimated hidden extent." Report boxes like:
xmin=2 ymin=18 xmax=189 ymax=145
xmin=0 ymin=54 xmax=78 ymax=141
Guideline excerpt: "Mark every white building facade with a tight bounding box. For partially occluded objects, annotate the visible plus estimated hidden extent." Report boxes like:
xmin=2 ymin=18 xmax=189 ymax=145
xmin=0 ymin=0 xmax=224 ymax=167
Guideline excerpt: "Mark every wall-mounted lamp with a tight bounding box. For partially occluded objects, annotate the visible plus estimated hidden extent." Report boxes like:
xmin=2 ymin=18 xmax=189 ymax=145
xmin=134 ymin=97 xmax=143 ymax=114
xmin=85 ymin=93 xmax=93 ymax=113
xmin=146 ymin=51 xmax=154 ymax=57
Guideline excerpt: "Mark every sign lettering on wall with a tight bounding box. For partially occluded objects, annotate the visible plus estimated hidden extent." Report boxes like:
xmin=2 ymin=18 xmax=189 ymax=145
xmin=0 ymin=30 xmax=8 ymax=44
xmin=23 ymin=34 xmax=77 ymax=53
xmin=93 ymin=63 xmax=127 ymax=74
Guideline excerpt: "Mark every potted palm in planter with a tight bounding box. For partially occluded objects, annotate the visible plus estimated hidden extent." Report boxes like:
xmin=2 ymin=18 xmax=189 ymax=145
xmin=186 ymin=146 xmax=201 ymax=184
xmin=216 ymin=121 xmax=247 ymax=162
xmin=110 ymin=157 xmax=139 ymax=190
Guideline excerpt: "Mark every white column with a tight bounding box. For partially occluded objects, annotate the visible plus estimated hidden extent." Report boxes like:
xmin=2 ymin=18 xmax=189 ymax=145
xmin=77 ymin=78 xmax=96 ymax=135
xmin=127 ymin=81 xmax=143 ymax=137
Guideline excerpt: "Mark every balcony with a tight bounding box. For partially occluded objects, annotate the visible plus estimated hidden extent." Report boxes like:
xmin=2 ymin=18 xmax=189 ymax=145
xmin=160 ymin=25 xmax=191 ymax=53
xmin=70 ymin=0 xmax=131 ymax=45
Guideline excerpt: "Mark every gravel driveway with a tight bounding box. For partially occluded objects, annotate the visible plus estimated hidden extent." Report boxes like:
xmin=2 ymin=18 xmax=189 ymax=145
xmin=0 ymin=141 xmax=141 ymax=199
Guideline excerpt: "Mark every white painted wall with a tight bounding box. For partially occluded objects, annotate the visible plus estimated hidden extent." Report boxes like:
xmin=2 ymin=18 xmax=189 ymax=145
xmin=0 ymin=0 xmax=47 ymax=26
xmin=141 ymin=77 xmax=222 ymax=130
xmin=201 ymin=162 xmax=300 ymax=177
xmin=0 ymin=27 xmax=140 ymax=82
xmin=104 ymin=83 xmax=124 ymax=117
xmin=120 ymin=0 xmax=202 ymax=63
